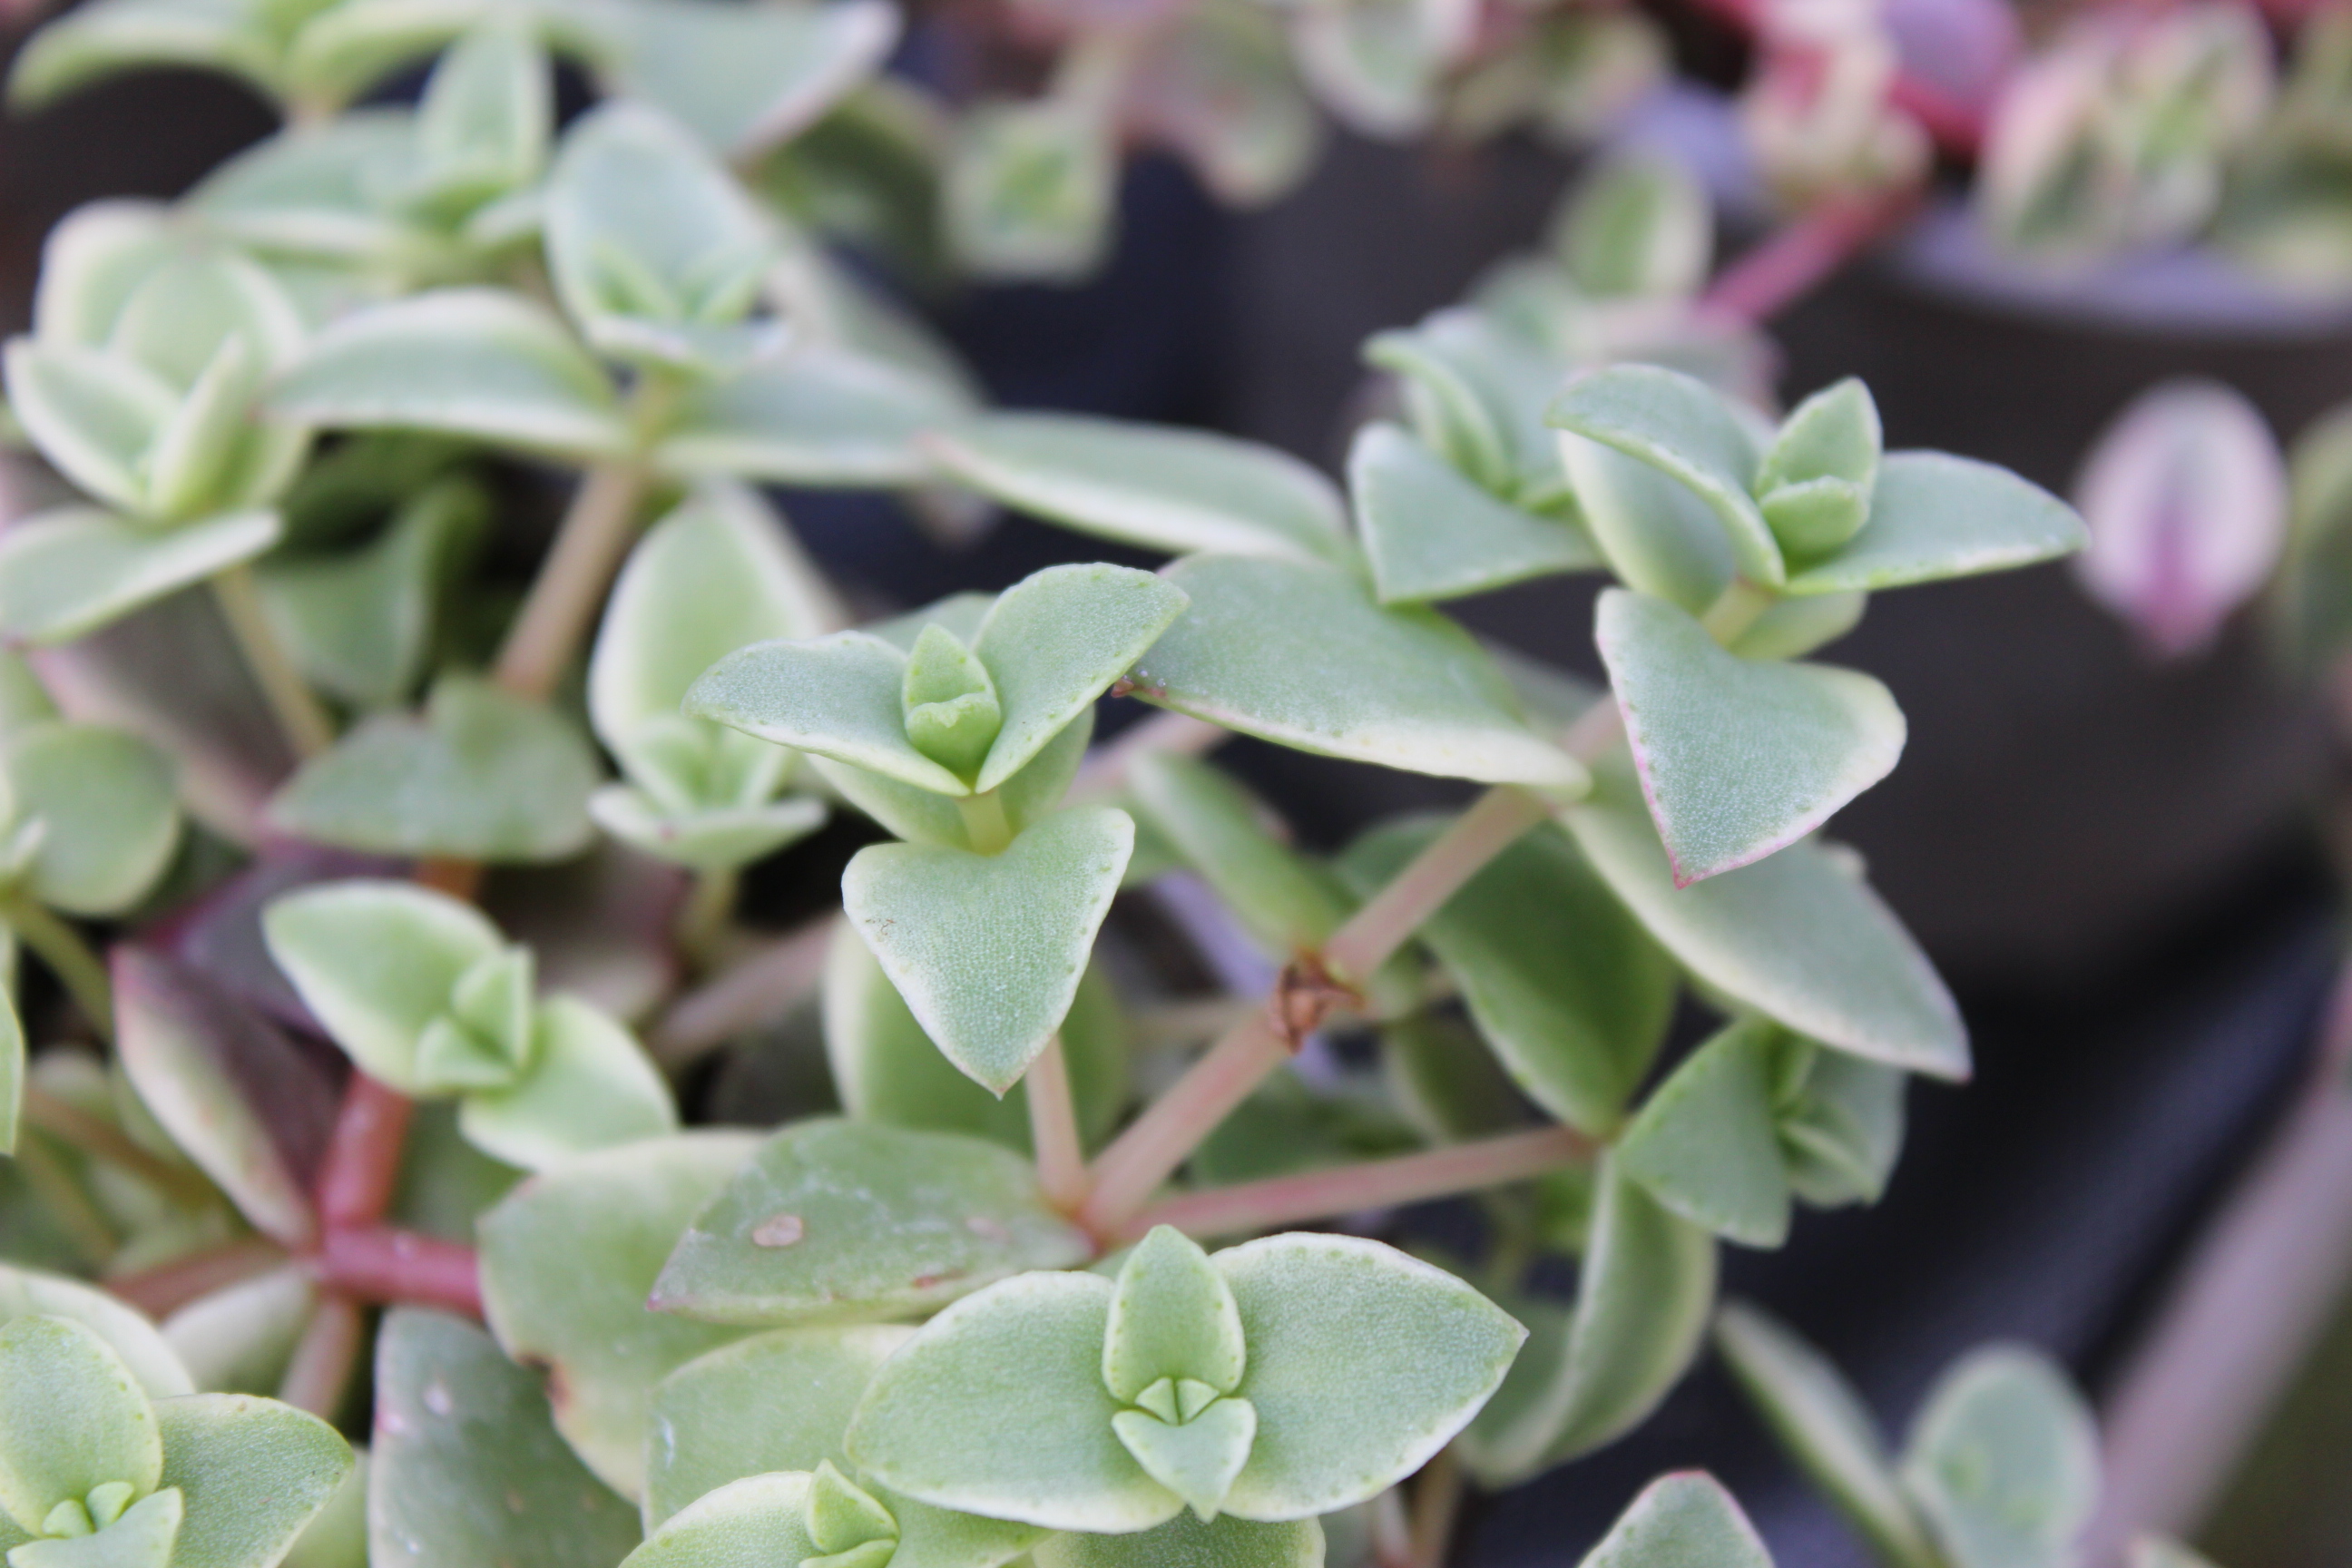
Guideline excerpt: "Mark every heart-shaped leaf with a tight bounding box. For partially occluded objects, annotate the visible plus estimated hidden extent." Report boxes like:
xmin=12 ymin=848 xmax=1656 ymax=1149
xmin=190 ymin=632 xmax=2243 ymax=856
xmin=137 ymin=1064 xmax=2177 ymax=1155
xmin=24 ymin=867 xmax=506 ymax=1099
xmin=656 ymin=348 xmax=974 ymax=489
xmin=1112 ymin=1401 xmax=1256 ymax=1520
xmin=0 ymin=1316 xmax=162 ymax=1535
xmin=1560 ymin=763 xmax=1968 ymax=1079
xmin=842 ymin=806 xmax=1132 ymax=1093
xmin=1785 ymin=453 xmax=2087 ymax=596
xmin=1597 ymin=588 xmax=1905 ymax=886
xmin=0 ymin=1266 xmax=192 ymax=1401
xmin=1348 ymin=423 xmax=1599 ymax=604
xmin=1578 ymin=1474 xmax=1772 ymax=1568
xmin=0 ymin=509 xmax=283 ymax=647
xmin=1130 ymin=555 xmax=1584 ymax=789
xmin=1713 ymin=1303 xmax=1937 ymax=1568
xmin=7 ymin=1485 xmax=180 ymax=1568
xmin=370 ymin=1309 xmax=641 ymax=1568
xmin=1461 ymin=1157 xmax=1716 ymax=1484
xmin=1615 ymin=1019 xmax=1791 ymax=1248
xmin=268 ymin=289 xmax=628 ymax=459
xmin=969 ymin=564 xmax=1188 ymax=793
xmin=476 ymin=1133 xmax=760 ymax=1499
xmin=267 ymin=675 xmax=601 ymax=862
xmin=152 ymin=1394 xmax=352 ymax=1568
xmin=599 ymin=0 xmax=898 ymax=158
xmin=651 ymin=1121 xmax=1091 ymax=1328
xmin=925 ymin=414 xmax=1351 ymax=565
xmin=1898 ymin=1348 xmax=2099 ymax=1568
xmin=687 ymin=632 xmax=966 ymax=797
xmin=3 ymin=721 xmax=181 ymax=916
xmin=456 ymin=995 xmax=676 ymax=1171
xmin=619 ymin=1473 xmax=816 ymax=1568
xmin=1032 ymin=1511 xmax=1324 ymax=1568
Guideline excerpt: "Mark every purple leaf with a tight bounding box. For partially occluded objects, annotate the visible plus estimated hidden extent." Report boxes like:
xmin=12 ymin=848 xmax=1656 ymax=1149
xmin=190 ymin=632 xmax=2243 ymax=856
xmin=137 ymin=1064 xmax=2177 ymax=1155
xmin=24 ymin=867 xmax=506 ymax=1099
xmin=147 ymin=844 xmax=403 ymax=1032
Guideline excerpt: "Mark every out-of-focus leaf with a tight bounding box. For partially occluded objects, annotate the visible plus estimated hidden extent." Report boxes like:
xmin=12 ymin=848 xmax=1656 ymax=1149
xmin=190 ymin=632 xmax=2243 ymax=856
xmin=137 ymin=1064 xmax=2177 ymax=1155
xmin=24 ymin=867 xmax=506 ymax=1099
xmin=456 ymin=995 xmax=676 ymax=1171
xmin=279 ymin=1447 xmax=365 ymax=1568
xmin=0 ymin=1315 xmax=164 ymax=1535
xmin=1615 ymin=1019 xmax=1790 ymax=1247
xmin=658 ymin=346 xmax=971 ymax=488
xmin=0 ymin=509 xmax=283 ymax=648
xmin=1127 ymin=0 xmax=1322 ymax=209
xmin=483 ymin=843 xmax=687 ymax=1024
xmin=6 ymin=0 xmax=287 ymax=111
xmin=1034 ymin=1511 xmax=1323 ymax=1568
xmin=599 ymin=0 xmax=898 ymax=158
xmin=1576 ymin=1473 xmax=1772 ymax=1568
xmin=162 ymin=1268 xmax=314 ymax=1396
xmin=1557 ymin=434 xmax=1737 ymax=615
xmin=944 ymin=99 xmax=1116 ymax=283
xmin=1348 ymin=423 xmax=1600 ymax=605
xmin=0 ymin=1262 xmax=193 ymax=1399
xmin=1898 ymin=1348 xmax=2099 ymax=1568
xmin=0 ymin=988 xmax=19 ymax=1159
xmin=1783 ymin=452 xmax=2086 ymax=596
xmin=1125 ymin=751 xmax=1350 ymax=961
xmin=4 ymin=720 xmax=183 ymax=916
xmin=1552 ymin=154 xmax=1713 ymax=301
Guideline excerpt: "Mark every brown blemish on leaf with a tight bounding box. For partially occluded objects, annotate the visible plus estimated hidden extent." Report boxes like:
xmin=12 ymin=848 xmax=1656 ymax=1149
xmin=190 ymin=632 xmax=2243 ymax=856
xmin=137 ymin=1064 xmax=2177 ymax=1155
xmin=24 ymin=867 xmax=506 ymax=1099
xmin=1271 ymin=952 xmax=1357 ymax=1049
xmin=910 ymin=1268 xmax=966 ymax=1289
xmin=753 ymin=1213 xmax=806 ymax=1248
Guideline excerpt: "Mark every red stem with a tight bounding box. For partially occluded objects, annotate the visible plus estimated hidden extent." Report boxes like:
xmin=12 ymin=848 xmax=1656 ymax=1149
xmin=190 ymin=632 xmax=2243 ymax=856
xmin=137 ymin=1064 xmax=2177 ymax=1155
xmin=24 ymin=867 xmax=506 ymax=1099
xmin=316 ymin=1073 xmax=415 ymax=1231
xmin=1681 ymin=0 xmax=1988 ymax=158
xmin=107 ymin=1237 xmax=289 ymax=1318
xmin=1700 ymin=191 xmax=1916 ymax=326
xmin=314 ymin=1228 xmax=483 ymax=1317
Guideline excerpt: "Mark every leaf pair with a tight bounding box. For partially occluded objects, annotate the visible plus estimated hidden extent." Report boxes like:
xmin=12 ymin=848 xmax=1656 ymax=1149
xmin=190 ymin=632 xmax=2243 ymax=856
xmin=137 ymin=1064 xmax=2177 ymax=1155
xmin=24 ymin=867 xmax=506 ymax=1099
xmin=261 ymin=879 xmax=674 ymax=1169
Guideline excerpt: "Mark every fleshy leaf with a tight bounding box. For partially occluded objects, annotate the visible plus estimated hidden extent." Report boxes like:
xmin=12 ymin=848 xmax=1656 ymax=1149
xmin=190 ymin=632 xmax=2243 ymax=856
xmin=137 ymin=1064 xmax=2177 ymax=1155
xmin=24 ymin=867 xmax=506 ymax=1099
xmin=1348 ymin=424 xmax=1599 ymax=605
xmin=1105 ymin=1228 xmax=1248 ymax=1403
xmin=370 ymin=1309 xmax=640 ymax=1568
xmin=1033 ymin=1512 xmax=1323 ymax=1568
xmin=686 ymin=632 xmax=967 ymax=798
xmin=924 ymin=415 xmax=1351 ymax=565
xmin=267 ymin=289 xmax=628 ymax=459
xmin=1577 ymin=1474 xmax=1772 ymax=1568
xmin=0 ymin=1318 xmax=162 ymax=1537
xmin=1129 ymin=556 xmax=1584 ymax=789
xmin=477 ymin=1133 xmax=760 ymax=1498
xmin=1779 ymin=1048 xmax=1906 ymax=1208
xmin=1597 ymin=588 xmax=1904 ymax=886
xmin=589 ymin=789 xmax=828 ymax=873
xmin=1898 ymin=1348 xmax=2099 ymax=1568
xmin=1547 ymin=366 xmax=1782 ymax=586
xmin=969 ymin=565 xmax=1188 ymax=793
xmin=943 ymin=99 xmax=1115 ymax=283
xmin=267 ymin=676 xmax=601 ymax=863
xmin=1553 ymin=154 xmax=1712 ymax=300
xmin=655 ymin=348 xmax=972 ymax=489
xmin=160 ymin=1269 xmax=314 ymax=1397
xmin=901 ymin=626 xmax=1001 ymax=783
xmin=1560 ymin=763 xmax=1967 ymax=1079
xmin=1755 ymin=379 xmax=1882 ymax=558
xmin=1462 ymin=1158 xmax=1716 ymax=1483
xmin=1214 ymin=1234 xmax=1525 ymax=1521
xmin=600 ymin=0 xmax=898 ymax=157
xmin=1615 ymin=1020 xmax=1792 ymax=1248
xmin=808 ymin=708 xmax=1089 ymax=852
xmin=0 ymin=1266 xmax=192 ymax=1400
xmin=1783 ymin=453 xmax=2087 ymax=597
xmin=456 ymin=995 xmax=677 ymax=1171
xmin=1713 ymin=1303 xmax=1936 ymax=1568
xmin=846 ymin=1270 xmax=1178 ymax=1533
xmin=0 ymin=509 xmax=283 ymax=647
xmin=1556 ymin=436 xmax=1735 ymax=615
xmin=6 ymin=0 xmax=280 ymax=111
xmin=650 ymin=1121 xmax=1091 ymax=1328
xmin=3 ymin=722 xmax=180 ymax=916
xmin=8 ymin=1486 xmax=180 ymax=1568
xmin=619 ymin=1474 xmax=816 ymax=1568
xmin=1123 ymin=751 xmax=1353 ymax=961
xmin=1112 ymin=1402 xmax=1256 ymax=1521
xmin=151 ymin=1394 xmax=352 ymax=1568
xmin=841 ymin=807 xmax=1132 ymax=1095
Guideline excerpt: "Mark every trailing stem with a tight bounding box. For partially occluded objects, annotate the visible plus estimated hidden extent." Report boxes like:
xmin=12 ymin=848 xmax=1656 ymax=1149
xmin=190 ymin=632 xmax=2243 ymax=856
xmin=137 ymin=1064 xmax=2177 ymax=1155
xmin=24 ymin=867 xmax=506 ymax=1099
xmin=316 ymin=1073 xmax=414 ymax=1232
xmin=1026 ymin=1034 xmax=1091 ymax=1214
xmin=1699 ymin=191 xmax=1916 ymax=328
xmin=675 ymin=867 xmax=741 ymax=973
xmin=492 ymin=457 xmax=653 ymax=701
xmin=313 ymin=1227 xmax=483 ymax=1317
xmin=210 ymin=564 xmax=336 ymax=760
xmin=106 ymin=1237 xmax=288 ymax=1318
xmin=3 ymin=895 xmax=114 ymax=1039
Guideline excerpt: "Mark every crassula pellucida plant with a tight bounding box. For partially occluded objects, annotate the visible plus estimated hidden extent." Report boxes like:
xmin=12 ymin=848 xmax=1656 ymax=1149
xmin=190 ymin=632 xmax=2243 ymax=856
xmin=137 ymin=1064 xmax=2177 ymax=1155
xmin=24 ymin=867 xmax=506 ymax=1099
xmin=0 ymin=3 xmax=2141 ymax=1566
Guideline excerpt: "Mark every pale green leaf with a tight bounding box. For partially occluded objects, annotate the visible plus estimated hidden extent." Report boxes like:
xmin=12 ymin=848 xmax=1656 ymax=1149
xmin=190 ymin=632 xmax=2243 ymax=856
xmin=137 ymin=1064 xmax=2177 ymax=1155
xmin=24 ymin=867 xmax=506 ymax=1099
xmin=971 ymin=564 xmax=1189 ymax=793
xmin=1556 ymin=435 xmax=1734 ymax=615
xmin=457 ymin=995 xmax=676 ymax=1171
xmin=152 ymin=1394 xmax=351 ymax=1568
xmin=845 ymin=1270 xmax=1179 ymax=1534
xmin=1113 ymin=1401 xmax=1256 ymax=1520
xmin=1723 ymin=593 xmax=1867 ymax=662
xmin=5 ymin=0 xmax=279 ymax=111
xmin=4 ymin=340 xmax=175 ymax=514
xmin=1379 ymin=1014 xmax=1524 ymax=1145
xmin=7 ymin=1485 xmax=180 ymax=1568
xmin=1755 ymin=379 xmax=1881 ymax=559
xmin=476 ymin=1133 xmax=760 ymax=1499
xmin=1899 ymin=1348 xmax=2099 ymax=1568
xmin=1034 ymin=1511 xmax=1323 ymax=1568
xmin=619 ymin=1473 xmax=815 ymax=1568
xmin=1130 ymin=556 xmax=1584 ymax=789
xmin=188 ymin=114 xmax=427 ymax=270
xmin=926 ymin=414 xmax=1350 ymax=565
xmin=589 ymin=788 xmax=828 ymax=873
xmin=1104 ymin=1228 xmax=1247 ymax=1404
xmin=280 ymin=0 xmax=620 ymax=113
xmin=1553 ymin=154 xmax=1712 ymax=300
xmin=649 ymin=1120 xmax=1091 ymax=1328
xmin=0 ymin=1317 xmax=162 ymax=1538
xmin=0 ymin=1266 xmax=192 ymax=1400
xmin=260 ymin=879 xmax=504 ymax=1093
xmin=1713 ymin=1302 xmax=1936 ymax=1568
xmin=1124 ymin=751 xmax=1349 ymax=961
xmin=657 ymin=348 xmax=972 ymax=489
xmin=601 ymin=0 xmax=898 ymax=158
xmin=843 ymin=807 xmax=1132 ymax=1094
xmin=0 ymin=508 xmax=283 ymax=647
xmin=1363 ymin=310 xmax=1563 ymax=501
xmin=160 ymin=1269 xmax=313 ymax=1396
xmin=944 ymin=99 xmax=1115 ymax=283
xmin=1461 ymin=1158 xmax=1716 ymax=1483
xmin=1615 ymin=1020 xmax=1791 ymax=1247
xmin=1560 ymin=763 xmax=1966 ymax=1079
xmin=409 ymin=21 xmax=548 ymax=216
xmin=369 ymin=1309 xmax=640 ymax=1568
xmin=1782 ymin=453 xmax=2089 ymax=596
xmin=267 ymin=290 xmax=627 ymax=459
xmin=1576 ymin=1473 xmax=1771 ymax=1568
xmin=687 ymin=632 xmax=968 ymax=797
xmin=810 ymin=701 xmax=1086 ymax=851
xmin=3 ymin=722 xmax=181 ymax=916
xmin=1546 ymin=365 xmax=1781 ymax=585
xmin=1348 ymin=423 xmax=1599 ymax=605
xmin=1779 ymin=1048 xmax=1906 ymax=1209
xmin=266 ymin=675 xmax=601 ymax=862
xmin=24 ymin=202 xmax=178 ymax=349
xmin=278 ymin=1449 xmax=364 ymax=1568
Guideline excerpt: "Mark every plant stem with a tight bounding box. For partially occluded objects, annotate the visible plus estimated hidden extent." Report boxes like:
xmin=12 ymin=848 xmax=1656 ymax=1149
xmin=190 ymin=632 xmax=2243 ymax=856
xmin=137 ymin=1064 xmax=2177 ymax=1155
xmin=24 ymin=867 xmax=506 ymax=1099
xmin=316 ymin=1073 xmax=414 ymax=1231
xmin=413 ymin=858 xmax=484 ymax=900
xmin=313 ymin=1227 xmax=482 ymax=1316
xmin=957 ymin=790 xmax=1014 ymax=855
xmin=1123 ymin=1125 xmax=1593 ymax=1242
xmin=15 ymin=1133 xmax=116 ymax=1268
xmin=492 ymin=459 xmax=652 ymax=701
xmin=1081 ymin=1010 xmax=1288 ymax=1240
xmin=1322 ymin=787 xmax=1545 ymax=984
xmin=106 ymin=1237 xmax=288 ymax=1318
xmin=1406 ymin=1448 xmax=1466 ymax=1568
xmin=1027 ymin=1034 xmax=1090 ymax=1214
xmin=1699 ymin=191 xmax=1915 ymax=327
xmin=277 ymin=1294 xmax=363 ymax=1420
xmin=1372 ymin=1486 xmax=1415 ymax=1568
xmin=2 ymin=896 xmax=113 ymax=1039
xmin=649 ymin=916 xmax=833 ymax=1069
xmin=675 ymin=867 xmax=740 ymax=973
xmin=1699 ymin=579 xmax=1774 ymax=645
xmin=210 ymin=564 xmax=336 ymax=760
xmin=19 ymin=1085 xmax=215 ymax=1207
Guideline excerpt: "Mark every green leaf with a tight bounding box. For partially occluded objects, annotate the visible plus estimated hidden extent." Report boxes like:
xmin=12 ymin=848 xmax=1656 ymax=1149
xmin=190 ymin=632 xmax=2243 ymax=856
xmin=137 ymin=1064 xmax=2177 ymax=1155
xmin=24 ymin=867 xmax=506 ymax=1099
xmin=1363 ymin=310 xmax=1561 ymax=501
xmin=1597 ymin=588 xmax=1903 ymax=886
xmin=970 ymin=564 xmax=1189 ymax=793
xmin=846 ymin=1269 xmax=1178 ymax=1533
xmin=620 ymin=1473 xmax=816 ymax=1568
xmin=5 ymin=0 xmax=280 ymax=111
xmin=1556 ymin=435 xmax=1736 ymax=615
xmin=1461 ymin=1158 xmax=1715 ymax=1483
xmin=1576 ymin=1473 xmax=1771 ymax=1568
xmin=188 ymin=115 xmax=440 ymax=273
xmin=1756 ymin=380 xmax=1880 ymax=559
xmin=1723 ymin=592 xmax=1867 ymax=662
xmin=543 ymin=103 xmax=779 ymax=376
xmin=943 ymin=99 xmax=1115 ymax=283
xmin=589 ymin=789 xmax=828 ymax=873
xmin=8 ymin=1485 xmax=180 ymax=1568
xmin=1782 ymin=453 xmax=2088 ymax=596
xmin=842 ymin=807 xmax=1132 ymax=1095
xmin=1615 ymin=1020 xmax=1791 ymax=1248
xmin=808 ymin=707 xmax=1090 ymax=853
xmin=476 ymin=1133 xmax=760 ymax=1499
xmin=407 ymin=20 xmax=549 ymax=219
xmin=1779 ymin=1048 xmax=1906 ymax=1208
xmin=1380 ymin=1014 xmax=1524 ymax=1145
xmin=0 ymin=991 xmax=18 ymax=1159
xmin=1713 ymin=1303 xmax=1936 ymax=1568
xmin=280 ymin=0 xmax=620 ymax=114
xmin=823 ymin=921 xmax=1129 ymax=1154
xmin=5 ymin=342 xmax=177 ymax=514
xmin=901 ymin=624 xmax=1002 ymax=783
xmin=687 ymin=632 xmax=967 ymax=798
xmin=0 ymin=1266 xmax=192 ymax=1401
xmin=1548 ymin=366 xmax=1781 ymax=585
xmin=278 ymin=1448 xmax=364 ymax=1568
xmin=456 ymin=995 xmax=676 ymax=1171
xmin=1553 ymin=154 xmax=1712 ymax=301
xmin=1104 ymin=1228 xmax=1247 ymax=1404
xmin=649 ymin=1120 xmax=1091 ymax=1328
xmin=1033 ymin=1512 xmax=1323 ymax=1568
xmin=159 ymin=1269 xmax=313 ymax=1396
xmin=261 ymin=879 xmax=505 ymax=1093
xmin=1898 ymin=1348 xmax=2099 ymax=1568
xmin=1131 ymin=556 xmax=1585 ymax=789
xmin=1348 ymin=423 xmax=1599 ymax=605
xmin=3 ymin=722 xmax=181 ymax=916
xmin=267 ymin=675 xmax=601 ymax=862
xmin=1112 ymin=1401 xmax=1256 ymax=1522
xmin=0 ymin=1317 xmax=162 ymax=1538
xmin=1561 ymin=762 xmax=1966 ymax=1079
xmin=600 ymin=0 xmax=898 ymax=158
xmin=1342 ymin=817 xmax=1672 ymax=1134
xmin=0 ymin=509 xmax=283 ymax=647
xmin=151 ymin=1394 xmax=351 ymax=1568
xmin=370 ymin=1309 xmax=640 ymax=1568
xmin=267 ymin=290 xmax=628 ymax=459
xmin=656 ymin=347 xmax=971 ymax=489
xmin=925 ymin=415 xmax=1350 ymax=565
xmin=1123 ymin=752 xmax=1350 ymax=962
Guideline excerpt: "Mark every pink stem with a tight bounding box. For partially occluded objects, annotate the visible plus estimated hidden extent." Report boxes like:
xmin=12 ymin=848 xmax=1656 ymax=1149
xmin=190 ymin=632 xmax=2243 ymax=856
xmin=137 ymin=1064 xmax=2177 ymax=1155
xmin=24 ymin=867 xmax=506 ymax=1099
xmin=107 ymin=1237 xmax=289 ymax=1318
xmin=314 ymin=1227 xmax=484 ymax=1317
xmin=1700 ymin=192 xmax=1916 ymax=327
xmin=1081 ymin=1010 xmax=1289 ymax=1240
xmin=1323 ymin=787 xmax=1545 ymax=985
xmin=1680 ymin=0 xmax=1987 ymax=157
xmin=648 ymin=917 xmax=833 ymax=1069
xmin=316 ymin=1073 xmax=415 ymax=1232
xmin=1027 ymin=1034 xmax=1092 ymax=1213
